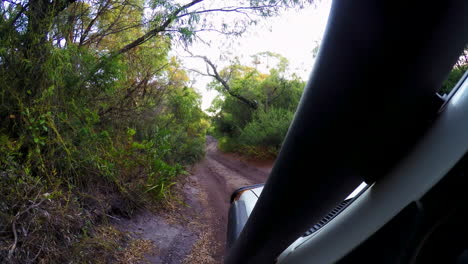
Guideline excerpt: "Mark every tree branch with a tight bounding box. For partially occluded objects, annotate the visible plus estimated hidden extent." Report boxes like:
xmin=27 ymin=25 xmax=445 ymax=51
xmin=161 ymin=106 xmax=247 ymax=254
xmin=191 ymin=54 xmax=258 ymax=109
xmin=267 ymin=78 xmax=288 ymax=105
xmin=176 ymin=3 xmax=281 ymax=19
xmin=79 ymin=0 xmax=112 ymax=46
xmin=51 ymin=0 xmax=77 ymax=17
xmin=117 ymin=0 xmax=204 ymax=55
xmin=9 ymin=2 xmax=28 ymax=27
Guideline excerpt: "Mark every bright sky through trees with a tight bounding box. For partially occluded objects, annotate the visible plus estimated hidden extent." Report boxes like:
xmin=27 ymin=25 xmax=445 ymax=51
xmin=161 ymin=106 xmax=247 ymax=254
xmin=177 ymin=0 xmax=332 ymax=110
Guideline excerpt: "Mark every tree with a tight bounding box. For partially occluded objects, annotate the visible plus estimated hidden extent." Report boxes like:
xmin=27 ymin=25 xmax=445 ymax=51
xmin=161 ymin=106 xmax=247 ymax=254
xmin=190 ymin=55 xmax=260 ymax=109
xmin=440 ymin=46 xmax=468 ymax=94
xmin=0 ymin=1 xmax=315 ymax=261
xmin=208 ymin=53 xmax=305 ymax=158
xmin=115 ymin=0 xmax=315 ymax=54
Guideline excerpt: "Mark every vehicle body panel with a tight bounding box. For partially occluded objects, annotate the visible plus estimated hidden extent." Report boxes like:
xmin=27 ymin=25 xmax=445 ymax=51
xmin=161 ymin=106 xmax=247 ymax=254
xmin=277 ymin=71 xmax=468 ymax=263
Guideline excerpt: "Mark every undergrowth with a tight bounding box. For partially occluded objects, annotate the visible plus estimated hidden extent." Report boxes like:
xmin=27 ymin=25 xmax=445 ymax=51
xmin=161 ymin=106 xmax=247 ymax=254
xmin=0 ymin=19 xmax=207 ymax=264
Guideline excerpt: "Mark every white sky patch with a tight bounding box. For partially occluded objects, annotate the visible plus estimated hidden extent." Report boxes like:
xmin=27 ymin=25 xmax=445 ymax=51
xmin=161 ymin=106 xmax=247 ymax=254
xmin=174 ymin=0 xmax=332 ymax=111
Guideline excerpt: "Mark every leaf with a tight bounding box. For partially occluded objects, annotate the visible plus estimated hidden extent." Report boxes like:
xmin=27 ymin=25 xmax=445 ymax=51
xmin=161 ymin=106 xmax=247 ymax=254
xmin=127 ymin=128 xmax=136 ymax=136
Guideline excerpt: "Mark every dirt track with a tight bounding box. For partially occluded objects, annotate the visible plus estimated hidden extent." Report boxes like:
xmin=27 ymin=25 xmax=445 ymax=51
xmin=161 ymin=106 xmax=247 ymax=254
xmin=117 ymin=136 xmax=272 ymax=263
xmin=191 ymin=136 xmax=271 ymax=261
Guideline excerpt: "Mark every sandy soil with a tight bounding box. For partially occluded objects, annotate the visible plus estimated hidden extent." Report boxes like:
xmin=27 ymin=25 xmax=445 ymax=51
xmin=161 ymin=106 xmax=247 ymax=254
xmin=116 ymin=136 xmax=273 ymax=263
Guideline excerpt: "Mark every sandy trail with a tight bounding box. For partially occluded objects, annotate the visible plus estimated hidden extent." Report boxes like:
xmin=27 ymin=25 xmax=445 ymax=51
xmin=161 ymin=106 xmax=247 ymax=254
xmin=116 ymin=136 xmax=273 ymax=263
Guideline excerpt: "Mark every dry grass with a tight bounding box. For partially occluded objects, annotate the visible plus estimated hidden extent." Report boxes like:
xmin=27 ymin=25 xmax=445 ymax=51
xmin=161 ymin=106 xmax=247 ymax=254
xmin=110 ymin=170 xmax=222 ymax=264
xmin=181 ymin=175 xmax=222 ymax=264
xmin=117 ymin=239 xmax=157 ymax=264
xmin=183 ymin=230 xmax=218 ymax=264
xmin=69 ymin=225 xmax=157 ymax=264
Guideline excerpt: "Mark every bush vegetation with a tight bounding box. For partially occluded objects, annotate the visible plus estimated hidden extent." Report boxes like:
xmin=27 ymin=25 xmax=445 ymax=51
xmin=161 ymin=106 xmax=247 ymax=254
xmin=6 ymin=0 xmax=464 ymax=261
xmin=0 ymin=0 xmax=316 ymax=261
xmin=0 ymin=1 xmax=200 ymax=263
xmin=209 ymin=53 xmax=305 ymax=159
xmin=0 ymin=29 xmax=207 ymax=264
xmin=210 ymin=49 xmax=468 ymax=159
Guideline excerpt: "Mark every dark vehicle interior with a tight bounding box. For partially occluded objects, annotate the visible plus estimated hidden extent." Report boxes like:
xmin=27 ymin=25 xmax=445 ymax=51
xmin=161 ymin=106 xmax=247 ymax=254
xmin=225 ymin=0 xmax=468 ymax=263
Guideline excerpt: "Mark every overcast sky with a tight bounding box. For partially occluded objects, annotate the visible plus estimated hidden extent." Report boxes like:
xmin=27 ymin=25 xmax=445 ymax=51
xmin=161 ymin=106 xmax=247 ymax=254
xmin=175 ymin=0 xmax=332 ymax=111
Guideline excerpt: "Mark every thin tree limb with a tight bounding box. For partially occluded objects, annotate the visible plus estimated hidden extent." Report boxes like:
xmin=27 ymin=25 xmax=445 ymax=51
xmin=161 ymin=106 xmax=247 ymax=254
xmin=79 ymin=0 xmax=112 ymax=46
xmin=190 ymin=54 xmax=258 ymax=109
xmin=117 ymin=0 xmax=204 ymax=55
xmin=176 ymin=3 xmax=281 ymax=19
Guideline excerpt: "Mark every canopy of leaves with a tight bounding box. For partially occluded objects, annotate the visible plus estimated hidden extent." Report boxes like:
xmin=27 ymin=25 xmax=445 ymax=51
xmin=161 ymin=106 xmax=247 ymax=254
xmin=0 ymin=0 xmax=204 ymax=262
xmin=209 ymin=53 xmax=305 ymax=158
xmin=0 ymin=0 xmax=314 ymax=261
xmin=440 ymin=47 xmax=468 ymax=94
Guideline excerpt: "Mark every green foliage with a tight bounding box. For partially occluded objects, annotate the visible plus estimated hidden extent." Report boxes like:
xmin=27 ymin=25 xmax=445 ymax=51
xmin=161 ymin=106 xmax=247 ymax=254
xmin=211 ymin=53 xmax=305 ymax=158
xmin=217 ymin=109 xmax=294 ymax=159
xmin=239 ymin=108 xmax=293 ymax=148
xmin=440 ymin=47 xmax=468 ymax=94
xmin=0 ymin=0 xmax=314 ymax=261
xmin=214 ymin=47 xmax=468 ymax=158
xmin=0 ymin=2 xmax=208 ymax=262
xmin=441 ymin=64 xmax=468 ymax=94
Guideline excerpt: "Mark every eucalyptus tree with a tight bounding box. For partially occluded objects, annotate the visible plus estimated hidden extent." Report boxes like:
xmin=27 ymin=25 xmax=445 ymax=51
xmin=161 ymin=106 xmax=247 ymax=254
xmin=207 ymin=53 xmax=306 ymax=157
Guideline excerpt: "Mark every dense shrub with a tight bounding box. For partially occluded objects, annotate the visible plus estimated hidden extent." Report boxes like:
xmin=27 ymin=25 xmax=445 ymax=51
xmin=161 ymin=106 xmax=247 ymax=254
xmin=239 ymin=108 xmax=293 ymax=148
xmin=0 ymin=0 xmax=316 ymax=261
xmin=210 ymin=53 xmax=304 ymax=159
xmin=0 ymin=10 xmax=207 ymax=264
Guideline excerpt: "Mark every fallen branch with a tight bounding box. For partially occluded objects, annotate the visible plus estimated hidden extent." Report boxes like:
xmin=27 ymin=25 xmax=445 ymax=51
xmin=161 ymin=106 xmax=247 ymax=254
xmin=7 ymin=198 xmax=46 ymax=259
xmin=7 ymin=220 xmax=18 ymax=260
